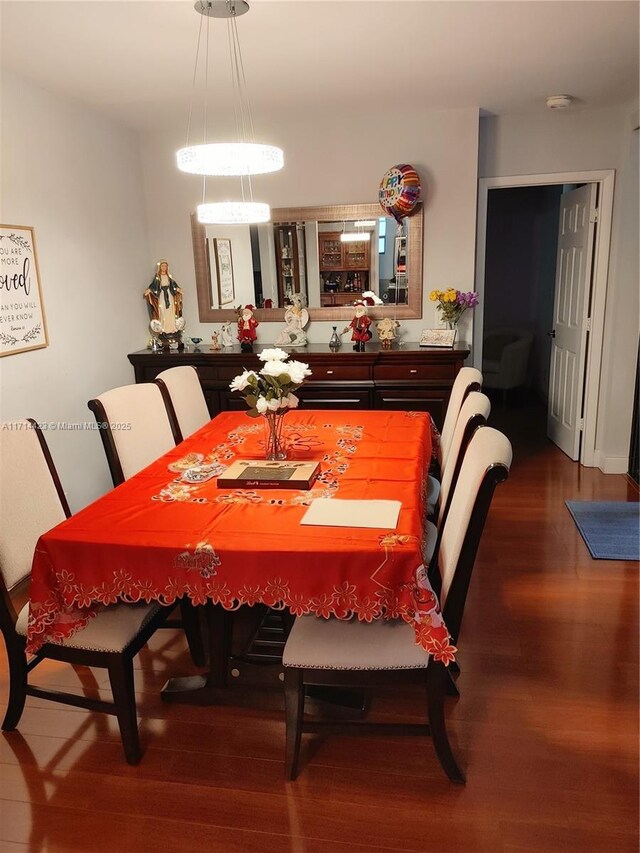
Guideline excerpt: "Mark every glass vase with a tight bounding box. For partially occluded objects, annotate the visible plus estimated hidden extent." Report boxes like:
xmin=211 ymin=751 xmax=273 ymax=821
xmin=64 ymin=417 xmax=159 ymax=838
xmin=263 ymin=410 xmax=288 ymax=460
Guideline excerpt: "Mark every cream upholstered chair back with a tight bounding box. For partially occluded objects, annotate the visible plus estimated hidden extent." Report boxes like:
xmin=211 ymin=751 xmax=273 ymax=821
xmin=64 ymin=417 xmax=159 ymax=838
xmin=437 ymin=391 xmax=491 ymax=525
xmin=0 ymin=420 xmax=68 ymax=591
xmin=438 ymin=427 xmax=512 ymax=611
xmin=89 ymin=384 xmax=176 ymax=484
xmin=155 ymin=366 xmax=210 ymax=441
xmin=439 ymin=367 xmax=482 ymax=467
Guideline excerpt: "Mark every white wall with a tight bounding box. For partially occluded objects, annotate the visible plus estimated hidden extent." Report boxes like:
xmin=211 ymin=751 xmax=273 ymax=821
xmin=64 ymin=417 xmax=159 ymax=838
xmin=479 ymin=105 xmax=640 ymax=470
xmin=0 ymin=71 xmax=151 ymax=510
xmin=139 ymin=107 xmax=480 ymax=346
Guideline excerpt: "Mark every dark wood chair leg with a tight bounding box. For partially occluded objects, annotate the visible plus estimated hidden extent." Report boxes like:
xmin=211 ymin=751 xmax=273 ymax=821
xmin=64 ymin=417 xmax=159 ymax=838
xmin=284 ymin=667 xmax=304 ymax=781
xmin=107 ymin=656 xmax=141 ymax=765
xmin=180 ymin=598 xmax=207 ymax=667
xmin=426 ymin=662 xmax=465 ymax=784
xmin=444 ymin=668 xmax=460 ymax=697
xmin=1 ymin=643 xmax=28 ymax=730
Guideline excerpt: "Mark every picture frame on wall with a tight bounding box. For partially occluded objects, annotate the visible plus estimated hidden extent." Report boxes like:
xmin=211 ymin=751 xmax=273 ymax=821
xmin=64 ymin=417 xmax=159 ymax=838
xmin=0 ymin=224 xmax=49 ymax=357
xmin=214 ymin=238 xmax=235 ymax=306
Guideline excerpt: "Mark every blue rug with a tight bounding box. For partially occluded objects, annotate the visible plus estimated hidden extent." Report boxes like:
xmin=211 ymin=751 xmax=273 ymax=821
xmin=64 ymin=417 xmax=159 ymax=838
xmin=565 ymin=501 xmax=640 ymax=561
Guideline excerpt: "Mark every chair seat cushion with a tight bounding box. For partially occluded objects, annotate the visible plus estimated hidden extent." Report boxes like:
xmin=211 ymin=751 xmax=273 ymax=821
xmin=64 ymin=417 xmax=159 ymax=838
xmin=426 ymin=474 xmax=440 ymax=516
xmin=423 ymin=519 xmax=437 ymax=565
xmin=17 ymin=601 xmax=163 ymax=653
xmin=283 ymin=615 xmax=430 ymax=670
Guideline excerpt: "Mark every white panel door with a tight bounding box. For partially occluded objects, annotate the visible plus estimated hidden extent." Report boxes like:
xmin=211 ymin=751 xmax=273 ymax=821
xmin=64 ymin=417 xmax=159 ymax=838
xmin=547 ymin=184 xmax=597 ymax=460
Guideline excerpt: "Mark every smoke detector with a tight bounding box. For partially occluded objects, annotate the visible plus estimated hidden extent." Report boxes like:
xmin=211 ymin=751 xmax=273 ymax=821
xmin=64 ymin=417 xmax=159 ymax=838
xmin=546 ymin=95 xmax=574 ymax=110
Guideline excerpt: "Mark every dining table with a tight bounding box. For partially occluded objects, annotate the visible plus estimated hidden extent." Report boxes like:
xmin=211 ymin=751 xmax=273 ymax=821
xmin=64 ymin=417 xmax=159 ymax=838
xmin=27 ymin=409 xmax=456 ymax=703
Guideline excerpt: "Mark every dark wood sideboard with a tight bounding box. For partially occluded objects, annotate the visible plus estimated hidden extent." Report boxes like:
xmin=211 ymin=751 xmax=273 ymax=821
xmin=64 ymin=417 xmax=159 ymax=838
xmin=128 ymin=342 xmax=470 ymax=430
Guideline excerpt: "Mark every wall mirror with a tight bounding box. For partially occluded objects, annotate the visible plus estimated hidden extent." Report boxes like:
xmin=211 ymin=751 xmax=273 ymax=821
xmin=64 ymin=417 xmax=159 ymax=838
xmin=193 ymin=203 xmax=423 ymax=322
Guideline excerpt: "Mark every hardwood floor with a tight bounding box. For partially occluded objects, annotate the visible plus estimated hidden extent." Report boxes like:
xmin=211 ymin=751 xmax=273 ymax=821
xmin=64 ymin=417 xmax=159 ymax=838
xmin=1 ymin=399 xmax=638 ymax=852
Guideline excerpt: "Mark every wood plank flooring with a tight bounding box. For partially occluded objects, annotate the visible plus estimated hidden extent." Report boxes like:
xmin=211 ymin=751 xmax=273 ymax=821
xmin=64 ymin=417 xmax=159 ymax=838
xmin=1 ymin=399 xmax=638 ymax=852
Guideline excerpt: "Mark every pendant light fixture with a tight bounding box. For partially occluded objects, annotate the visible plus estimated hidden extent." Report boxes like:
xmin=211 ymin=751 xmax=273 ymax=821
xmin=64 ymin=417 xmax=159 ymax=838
xmin=177 ymin=0 xmax=283 ymax=225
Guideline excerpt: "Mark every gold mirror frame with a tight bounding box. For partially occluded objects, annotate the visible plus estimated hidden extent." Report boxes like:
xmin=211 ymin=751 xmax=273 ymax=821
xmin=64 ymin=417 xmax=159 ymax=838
xmin=193 ymin=202 xmax=423 ymax=322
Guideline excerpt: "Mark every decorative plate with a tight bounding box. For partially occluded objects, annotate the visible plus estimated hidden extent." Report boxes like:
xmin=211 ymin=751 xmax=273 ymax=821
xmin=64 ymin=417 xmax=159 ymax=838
xmin=168 ymin=453 xmax=204 ymax=473
xmin=180 ymin=463 xmax=226 ymax=484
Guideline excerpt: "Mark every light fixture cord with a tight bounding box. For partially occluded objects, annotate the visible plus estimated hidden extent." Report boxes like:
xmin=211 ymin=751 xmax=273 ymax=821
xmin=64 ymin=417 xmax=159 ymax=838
xmin=185 ymin=8 xmax=205 ymax=148
xmin=227 ymin=13 xmax=254 ymax=203
xmin=201 ymin=8 xmax=213 ymax=207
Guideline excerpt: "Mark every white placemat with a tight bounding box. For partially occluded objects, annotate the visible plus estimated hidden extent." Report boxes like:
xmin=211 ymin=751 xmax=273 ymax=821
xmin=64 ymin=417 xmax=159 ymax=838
xmin=300 ymin=499 xmax=401 ymax=529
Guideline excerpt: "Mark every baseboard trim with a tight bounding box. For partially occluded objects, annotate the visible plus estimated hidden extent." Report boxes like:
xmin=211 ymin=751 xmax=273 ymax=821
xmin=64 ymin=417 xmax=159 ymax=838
xmin=594 ymin=451 xmax=630 ymax=475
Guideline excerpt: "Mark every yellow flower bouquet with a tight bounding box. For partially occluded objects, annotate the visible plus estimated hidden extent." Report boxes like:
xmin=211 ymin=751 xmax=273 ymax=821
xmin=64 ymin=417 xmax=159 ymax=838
xmin=429 ymin=288 xmax=479 ymax=328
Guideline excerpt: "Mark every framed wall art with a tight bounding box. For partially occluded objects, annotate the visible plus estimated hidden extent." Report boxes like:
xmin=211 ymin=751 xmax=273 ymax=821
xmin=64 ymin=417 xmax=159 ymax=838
xmin=214 ymin=238 xmax=235 ymax=306
xmin=0 ymin=225 xmax=49 ymax=356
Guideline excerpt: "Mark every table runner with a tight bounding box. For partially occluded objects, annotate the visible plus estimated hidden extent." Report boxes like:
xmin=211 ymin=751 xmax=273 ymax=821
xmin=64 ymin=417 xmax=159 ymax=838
xmin=28 ymin=410 xmax=456 ymax=664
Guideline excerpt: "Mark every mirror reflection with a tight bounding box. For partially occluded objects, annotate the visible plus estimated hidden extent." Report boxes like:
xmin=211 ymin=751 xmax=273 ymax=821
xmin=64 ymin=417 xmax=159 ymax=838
xmin=204 ymin=215 xmax=407 ymax=310
xmin=192 ymin=202 xmax=423 ymax=322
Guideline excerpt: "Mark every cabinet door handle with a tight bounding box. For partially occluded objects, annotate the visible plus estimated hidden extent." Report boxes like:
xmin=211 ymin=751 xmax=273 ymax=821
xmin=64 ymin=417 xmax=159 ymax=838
xmin=409 ymin=369 xmax=417 ymax=374
xmin=326 ymin=370 xmax=334 ymax=375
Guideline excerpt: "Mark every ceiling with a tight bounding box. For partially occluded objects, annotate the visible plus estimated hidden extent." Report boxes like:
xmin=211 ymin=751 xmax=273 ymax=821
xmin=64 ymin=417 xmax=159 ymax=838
xmin=1 ymin=1 xmax=638 ymax=132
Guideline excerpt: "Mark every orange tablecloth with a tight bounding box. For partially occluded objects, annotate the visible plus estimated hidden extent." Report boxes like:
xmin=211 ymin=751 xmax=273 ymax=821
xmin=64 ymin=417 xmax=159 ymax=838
xmin=28 ymin=410 xmax=455 ymax=663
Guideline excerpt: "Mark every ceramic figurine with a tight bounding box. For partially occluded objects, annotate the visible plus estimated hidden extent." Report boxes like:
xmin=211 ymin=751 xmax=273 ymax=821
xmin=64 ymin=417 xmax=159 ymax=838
xmin=144 ymin=259 xmax=186 ymax=351
xmin=343 ymin=301 xmax=372 ymax=352
xmin=275 ymin=293 xmax=309 ymax=347
xmin=237 ymin=304 xmax=259 ymax=352
xmin=221 ymin=321 xmax=235 ymax=348
xmin=209 ymin=332 xmax=221 ymax=351
xmin=376 ymin=317 xmax=400 ymax=350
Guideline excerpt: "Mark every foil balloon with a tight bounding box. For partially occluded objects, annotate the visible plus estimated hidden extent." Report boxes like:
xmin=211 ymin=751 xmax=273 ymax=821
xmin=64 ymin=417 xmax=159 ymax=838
xmin=378 ymin=164 xmax=421 ymax=223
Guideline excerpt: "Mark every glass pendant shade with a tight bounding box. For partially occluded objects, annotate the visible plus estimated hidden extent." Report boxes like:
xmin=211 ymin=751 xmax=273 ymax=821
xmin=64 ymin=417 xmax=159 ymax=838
xmin=197 ymin=201 xmax=271 ymax=224
xmin=177 ymin=142 xmax=284 ymax=176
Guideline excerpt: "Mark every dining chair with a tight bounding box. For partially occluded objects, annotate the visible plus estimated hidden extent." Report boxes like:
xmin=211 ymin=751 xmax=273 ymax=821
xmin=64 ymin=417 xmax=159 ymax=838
xmin=426 ymin=365 xmax=483 ymax=517
xmin=87 ymin=383 xmax=206 ymax=666
xmin=155 ymin=365 xmax=211 ymax=442
xmin=0 ymin=419 xmax=170 ymax=764
xmin=424 ymin=391 xmax=491 ymax=566
xmin=282 ymin=426 xmax=512 ymax=784
xmin=437 ymin=366 xmax=483 ymax=470
xmin=88 ymin=382 xmax=179 ymax=486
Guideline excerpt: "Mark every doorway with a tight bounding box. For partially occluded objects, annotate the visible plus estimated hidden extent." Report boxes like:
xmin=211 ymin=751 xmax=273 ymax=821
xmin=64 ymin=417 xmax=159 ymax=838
xmin=474 ymin=171 xmax=615 ymax=467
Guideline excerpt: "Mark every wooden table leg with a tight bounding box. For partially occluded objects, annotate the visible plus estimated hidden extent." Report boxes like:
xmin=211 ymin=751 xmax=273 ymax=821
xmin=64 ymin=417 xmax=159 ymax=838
xmin=161 ymin=602 xmax=233 ymax=705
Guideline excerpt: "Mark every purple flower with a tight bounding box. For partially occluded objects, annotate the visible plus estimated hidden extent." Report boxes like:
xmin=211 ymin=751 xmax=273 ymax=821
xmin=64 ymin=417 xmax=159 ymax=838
xmin=456 ymin=291 xmax=479 ymax=308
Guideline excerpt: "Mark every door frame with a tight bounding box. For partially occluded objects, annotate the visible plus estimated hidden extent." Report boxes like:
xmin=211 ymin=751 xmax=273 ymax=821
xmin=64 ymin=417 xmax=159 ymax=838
xmin=474 ymin=170 xmax=615 ymax=467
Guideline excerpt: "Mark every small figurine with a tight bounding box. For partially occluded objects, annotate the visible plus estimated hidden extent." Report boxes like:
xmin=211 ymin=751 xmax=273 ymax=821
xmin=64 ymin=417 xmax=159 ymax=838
xmin=144 ymin=259 xmax=186 ymax=351
xmin=376 ymin=317 xmax=400 ymax=350
xmin=343 ymin=301 xmax=372 ymax=352
xmin=221 ymin=321 xmax=235 ymax=348
xmin=237 ymin=304 xmax=259 ymax=352
xmin=275 ymin=293 xmax=309 ymax=348
xmin=209 ymin=332 xmax=221 ymax=351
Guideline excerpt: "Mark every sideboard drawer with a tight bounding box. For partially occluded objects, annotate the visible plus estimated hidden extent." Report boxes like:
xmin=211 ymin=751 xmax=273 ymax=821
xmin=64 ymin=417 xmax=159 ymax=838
xmin=374 ymin=364 xmax=456 ymax=382
xmin=372 ymin=389 xmax=449 ymax=429
xmin=297 ymin=388 xmax=372 ymax=410
xmin=310 ymin=365 xmax=370 ymax=382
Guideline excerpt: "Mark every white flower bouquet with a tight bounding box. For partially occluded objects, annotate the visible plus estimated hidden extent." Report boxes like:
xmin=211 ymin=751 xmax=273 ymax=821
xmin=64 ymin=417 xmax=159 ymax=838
xmin=229 ymin=348 xmax=312 ymax=418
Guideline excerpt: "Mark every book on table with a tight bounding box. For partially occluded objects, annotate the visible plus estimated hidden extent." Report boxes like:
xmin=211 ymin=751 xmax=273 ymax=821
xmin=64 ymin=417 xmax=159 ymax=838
xmin=217 ymin=460 xmax=320 ymax=490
